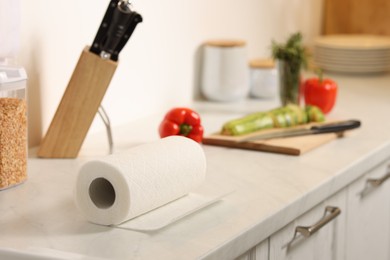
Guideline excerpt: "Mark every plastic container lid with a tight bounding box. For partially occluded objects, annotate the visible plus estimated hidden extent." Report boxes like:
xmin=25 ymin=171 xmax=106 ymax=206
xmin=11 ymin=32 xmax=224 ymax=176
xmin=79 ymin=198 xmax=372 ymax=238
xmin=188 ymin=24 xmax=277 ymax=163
xmin=0 ymin=66 xmax=27 ymax=92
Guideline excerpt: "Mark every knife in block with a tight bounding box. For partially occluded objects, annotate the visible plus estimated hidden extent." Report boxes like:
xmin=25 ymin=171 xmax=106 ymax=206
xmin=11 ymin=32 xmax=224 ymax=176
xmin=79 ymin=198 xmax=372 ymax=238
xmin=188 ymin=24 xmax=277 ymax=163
xmin=37 ymin=46 xmax=117 ymax=158
xmin=38 ymin=1 xmax=142 ymax=158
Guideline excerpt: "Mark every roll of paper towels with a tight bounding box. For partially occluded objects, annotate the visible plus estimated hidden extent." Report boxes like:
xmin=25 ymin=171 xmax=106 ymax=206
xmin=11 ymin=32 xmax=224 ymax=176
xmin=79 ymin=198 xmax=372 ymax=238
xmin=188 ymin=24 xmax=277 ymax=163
xmin=75 ymin=136 xmax=206 ymax=226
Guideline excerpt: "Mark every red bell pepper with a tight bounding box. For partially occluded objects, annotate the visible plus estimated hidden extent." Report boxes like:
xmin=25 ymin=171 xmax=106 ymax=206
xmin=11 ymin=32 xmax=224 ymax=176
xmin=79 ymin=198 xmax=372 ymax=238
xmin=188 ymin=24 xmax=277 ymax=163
xmin=303 ymin=71 xmax=338 ymax=114
xmin=159 ymin=107 xmax=204 ymax=143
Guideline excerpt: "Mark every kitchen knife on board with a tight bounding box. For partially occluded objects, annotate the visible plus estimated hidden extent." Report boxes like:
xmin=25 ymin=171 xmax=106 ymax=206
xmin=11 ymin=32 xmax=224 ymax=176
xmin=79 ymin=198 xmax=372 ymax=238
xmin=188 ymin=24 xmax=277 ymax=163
xmin=239 ymin=120 xmax=361 ymax=142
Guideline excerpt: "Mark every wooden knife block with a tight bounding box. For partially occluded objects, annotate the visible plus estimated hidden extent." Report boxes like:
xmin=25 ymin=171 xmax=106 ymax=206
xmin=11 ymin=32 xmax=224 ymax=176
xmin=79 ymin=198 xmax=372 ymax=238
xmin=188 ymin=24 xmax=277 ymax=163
xmin=38 ymin=46 xmax=118 ymax=158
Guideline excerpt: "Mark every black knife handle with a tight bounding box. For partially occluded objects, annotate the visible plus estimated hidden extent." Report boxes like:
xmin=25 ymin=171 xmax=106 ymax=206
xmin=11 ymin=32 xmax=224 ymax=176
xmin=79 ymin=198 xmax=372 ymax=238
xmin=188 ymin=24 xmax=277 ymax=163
xmin=90 ymin=0 xmax=119 ymax=56
xmin=110 ymin=12 xmax=142 ymax=61
xmin=311 ymin=120 xmax=361 ymax=134
xmin=90 ymin=0 xmax=142 ymax=61
xmin=101 ymin=1 xmax=134 ymax=57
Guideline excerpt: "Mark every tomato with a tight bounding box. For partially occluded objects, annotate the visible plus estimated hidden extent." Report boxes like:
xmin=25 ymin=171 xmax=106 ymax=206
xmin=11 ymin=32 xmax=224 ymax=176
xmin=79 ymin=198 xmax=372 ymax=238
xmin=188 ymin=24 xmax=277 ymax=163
xmin=303 ymin=77 xmax=338 ymax=114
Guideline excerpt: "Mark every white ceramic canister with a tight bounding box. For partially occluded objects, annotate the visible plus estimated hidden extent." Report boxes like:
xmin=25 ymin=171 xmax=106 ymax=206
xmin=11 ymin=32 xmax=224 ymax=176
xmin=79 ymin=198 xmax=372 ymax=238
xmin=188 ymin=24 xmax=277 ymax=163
xmin=249 ymin=59 xmax=278 ymax=99
xmin=200 ymin=40 xmax=249 ymax=102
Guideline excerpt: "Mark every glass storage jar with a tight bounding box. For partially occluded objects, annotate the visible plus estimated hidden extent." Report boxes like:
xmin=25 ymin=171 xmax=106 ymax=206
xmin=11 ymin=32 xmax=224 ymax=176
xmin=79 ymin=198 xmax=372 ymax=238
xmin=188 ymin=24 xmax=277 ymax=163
xmin=0 ymin=66 xmax=27 ymax=190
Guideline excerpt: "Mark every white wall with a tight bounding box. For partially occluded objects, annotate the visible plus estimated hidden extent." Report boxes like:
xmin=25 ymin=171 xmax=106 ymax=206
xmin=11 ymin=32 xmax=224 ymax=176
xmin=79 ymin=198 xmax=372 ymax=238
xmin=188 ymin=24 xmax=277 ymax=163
xmin=17 ymin=0 xmax=323 ymax=147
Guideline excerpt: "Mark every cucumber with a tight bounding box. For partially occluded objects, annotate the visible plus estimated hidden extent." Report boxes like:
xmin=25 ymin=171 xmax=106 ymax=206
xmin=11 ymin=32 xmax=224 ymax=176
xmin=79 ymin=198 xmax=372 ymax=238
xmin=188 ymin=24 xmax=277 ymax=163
xmin=271 ymin=112 xmax=287 ymax=128
xmin=221 ymin=104 xmax=325 ymax=136
xmin=222 ymin=112 xmax=267 ymax=131
xmin=286 ymin=104 xmax=307 ymax=124
xmin=283 ymin=108 xmax=298 ymax=126
xmin=305 ymin=105 xmax=325 ymax=122
xmin=283 ymin=111 xmax=294 ymax=127
xmin=222 ymin=113 xmax=274 ymax=135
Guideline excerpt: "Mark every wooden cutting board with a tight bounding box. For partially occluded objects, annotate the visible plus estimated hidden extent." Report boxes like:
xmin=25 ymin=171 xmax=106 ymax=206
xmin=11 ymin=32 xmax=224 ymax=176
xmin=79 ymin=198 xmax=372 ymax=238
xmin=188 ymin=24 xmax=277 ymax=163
xmin=203 ymin=124 xmax=343 ymax=156
xmin=323 ymin=0 xmax=390 ymax=35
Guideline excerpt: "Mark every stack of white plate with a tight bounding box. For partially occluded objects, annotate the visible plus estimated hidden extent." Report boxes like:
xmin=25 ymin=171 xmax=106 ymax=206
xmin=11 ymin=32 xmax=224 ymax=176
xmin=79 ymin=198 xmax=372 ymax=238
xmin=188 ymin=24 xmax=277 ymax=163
xmin=313 ymin=35 xmax=390 ymax=74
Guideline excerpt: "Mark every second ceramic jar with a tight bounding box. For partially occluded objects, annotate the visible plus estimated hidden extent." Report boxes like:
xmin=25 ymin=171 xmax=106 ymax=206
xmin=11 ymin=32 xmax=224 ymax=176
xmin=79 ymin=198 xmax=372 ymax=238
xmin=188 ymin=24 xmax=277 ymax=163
xmin=200 ymin=40 xmax=249 ymax=102
xmin=249 ymin=58 xmax=278 ymax=99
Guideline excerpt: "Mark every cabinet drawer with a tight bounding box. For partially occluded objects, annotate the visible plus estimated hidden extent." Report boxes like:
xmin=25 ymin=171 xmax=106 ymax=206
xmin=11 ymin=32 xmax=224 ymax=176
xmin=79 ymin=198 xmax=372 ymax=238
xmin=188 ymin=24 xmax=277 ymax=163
xmin=346 ymin=159 xmax=390 ymax=260
xmin=269 ymin=189 xmax=346 ymax=260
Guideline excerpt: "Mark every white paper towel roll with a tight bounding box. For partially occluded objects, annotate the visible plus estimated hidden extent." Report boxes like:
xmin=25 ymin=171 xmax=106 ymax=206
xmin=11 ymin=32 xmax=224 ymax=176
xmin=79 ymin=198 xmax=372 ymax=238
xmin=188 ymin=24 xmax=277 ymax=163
xmin=75 ymin=136 xmax=206 ymax=226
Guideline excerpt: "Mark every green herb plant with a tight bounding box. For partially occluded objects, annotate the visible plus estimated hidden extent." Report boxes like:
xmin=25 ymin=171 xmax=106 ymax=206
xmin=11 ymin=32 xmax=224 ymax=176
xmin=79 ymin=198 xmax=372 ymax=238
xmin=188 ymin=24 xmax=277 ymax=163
xmin=272 ymin=32 xmax=308 ymax=106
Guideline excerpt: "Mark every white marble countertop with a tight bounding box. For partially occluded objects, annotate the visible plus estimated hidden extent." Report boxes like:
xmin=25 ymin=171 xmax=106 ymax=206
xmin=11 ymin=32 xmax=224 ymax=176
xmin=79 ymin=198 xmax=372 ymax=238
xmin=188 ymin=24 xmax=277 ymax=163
xmin=1 ymin=72 xmax=390 ymax=260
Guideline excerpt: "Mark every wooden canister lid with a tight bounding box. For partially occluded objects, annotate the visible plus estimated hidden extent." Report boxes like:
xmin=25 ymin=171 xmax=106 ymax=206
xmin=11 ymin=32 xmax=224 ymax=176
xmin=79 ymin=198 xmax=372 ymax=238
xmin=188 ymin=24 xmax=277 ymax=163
xmin=204 ymin=40 xmax=246 ymax=48
xmin=249 ymin=58 xmax=276 ymax=69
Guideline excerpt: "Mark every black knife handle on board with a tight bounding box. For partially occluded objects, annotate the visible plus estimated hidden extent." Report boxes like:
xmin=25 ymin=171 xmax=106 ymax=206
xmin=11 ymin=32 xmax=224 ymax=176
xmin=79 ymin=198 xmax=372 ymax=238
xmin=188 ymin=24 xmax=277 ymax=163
xmin=311 ymin=120 xmax=361 ymax=134
xmin=90 ymin=0 xmax=142 ymax=61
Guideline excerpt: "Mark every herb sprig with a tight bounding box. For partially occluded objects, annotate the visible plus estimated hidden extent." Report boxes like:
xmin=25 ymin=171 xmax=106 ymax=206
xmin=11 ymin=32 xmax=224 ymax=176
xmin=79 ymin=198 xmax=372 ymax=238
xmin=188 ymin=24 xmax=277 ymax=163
xmin=271 ymin=32 xmax=308 ymax=69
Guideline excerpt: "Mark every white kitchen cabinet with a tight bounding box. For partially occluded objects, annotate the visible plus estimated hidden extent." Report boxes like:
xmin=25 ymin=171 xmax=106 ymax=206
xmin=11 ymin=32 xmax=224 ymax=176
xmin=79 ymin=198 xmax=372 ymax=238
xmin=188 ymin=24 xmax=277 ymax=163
xmin=345 ymin=159 xmax=390 ymax=260
xmin=236 ymin=239 xmax=268 ymax=260
xmin=252 ymin=240 xmax=269 ymax=260
xmin=235 ymin=158 xmax=390 ymax=260
xmin=269 ymin=189 xmax=346 ymax=260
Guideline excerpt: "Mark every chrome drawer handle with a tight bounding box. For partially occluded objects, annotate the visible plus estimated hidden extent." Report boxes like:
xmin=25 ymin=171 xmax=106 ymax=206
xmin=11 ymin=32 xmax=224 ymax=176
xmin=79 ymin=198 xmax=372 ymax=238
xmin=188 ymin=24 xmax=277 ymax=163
xmin=367 ymin=172 xmax=390 ymax=187
xmin=283 ymin=206 xmax=341 ymax=249
xmin=358 ymin=166 xmax=390 ymax=197
xmin=295 ymin=206 xmax=341 ymax=238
